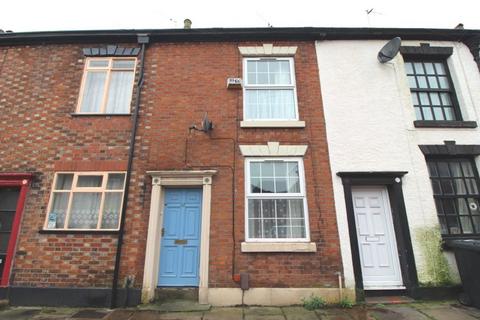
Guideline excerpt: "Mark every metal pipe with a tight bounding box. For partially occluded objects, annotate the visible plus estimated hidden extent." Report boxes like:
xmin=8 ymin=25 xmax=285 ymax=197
xmin=110 ymin=33 xmax=149 ymax=309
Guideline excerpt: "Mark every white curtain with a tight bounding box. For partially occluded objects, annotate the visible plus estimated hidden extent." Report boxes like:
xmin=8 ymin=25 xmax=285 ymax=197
xmin=68 ymin=192 xmax=101 ymax=229
xmin=101 ymin=192 xmax=122 ymax=229
xmin=106 ymin=71 xmax=134 ymax=114
xmin=245 ymin=89 xmax=295 ymax=120
xmin=80 ymin=72 xmax=106 ymax=112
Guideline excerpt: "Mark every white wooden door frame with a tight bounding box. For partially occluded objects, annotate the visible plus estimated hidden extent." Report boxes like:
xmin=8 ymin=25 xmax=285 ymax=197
xmin=351 ymin=186 xmax=404 ymax=290
xmin=141 ymin=170 xmax=216 ymax=304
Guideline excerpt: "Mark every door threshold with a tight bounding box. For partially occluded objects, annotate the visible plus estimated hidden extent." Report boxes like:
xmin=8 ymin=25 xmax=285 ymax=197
xmin=364 ymin=286 xmax=406 ymax=290
xmin=364 ymin=289 xmax=407 ymax=297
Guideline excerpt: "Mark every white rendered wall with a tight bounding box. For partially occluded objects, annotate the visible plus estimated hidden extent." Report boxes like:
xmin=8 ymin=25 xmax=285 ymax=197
xmin=316 ymin=40 xmax=480 ymax=288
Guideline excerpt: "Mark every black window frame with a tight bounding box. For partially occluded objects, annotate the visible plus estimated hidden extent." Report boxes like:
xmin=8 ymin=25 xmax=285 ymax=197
xmin=404 ymin=58 xmax=462 ymax=122
xmin=426 ymin=157 xmax=480 ymax=238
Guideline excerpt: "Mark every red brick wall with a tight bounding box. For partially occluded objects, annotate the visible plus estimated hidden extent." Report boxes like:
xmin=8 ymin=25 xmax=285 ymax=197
xmin=0 ymin=40 xmax=342 ymax=290
xmin=0 ymin=44 xmax=134 ymax=287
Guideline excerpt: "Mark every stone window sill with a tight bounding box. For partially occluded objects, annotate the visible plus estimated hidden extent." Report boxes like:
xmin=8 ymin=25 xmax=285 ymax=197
xmin=240 ymin=120 xmax=305 ymax=128
xmin=39 ymin=229 xmax=119 ymax=235
xmin=241 ymin=242 xmax=317 ymax=252
xmin=70 ymin=113 xmax=131 ymax=117
xmin=414 ymin=120 xmax=477 ymax=128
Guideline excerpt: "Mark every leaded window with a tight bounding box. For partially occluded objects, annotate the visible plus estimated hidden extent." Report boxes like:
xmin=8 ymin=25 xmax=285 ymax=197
xmin=245 ymin=158 xmax=309 ymax=241
xmin=45 ymin=172 xmax=126 ymax=230
xmin=427 ymin=158 xmax=480 ymax=236
xmin=405 ymin=60 xmax=460 ymax=121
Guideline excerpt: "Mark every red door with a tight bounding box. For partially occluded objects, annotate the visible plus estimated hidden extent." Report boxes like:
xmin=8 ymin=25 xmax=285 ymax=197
xmin=0 ymin=174 xmax=31 ymax=286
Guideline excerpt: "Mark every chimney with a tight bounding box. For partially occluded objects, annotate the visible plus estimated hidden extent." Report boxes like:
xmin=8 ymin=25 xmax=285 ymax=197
xmin=184 ymin=19 xmax=192 ymax=29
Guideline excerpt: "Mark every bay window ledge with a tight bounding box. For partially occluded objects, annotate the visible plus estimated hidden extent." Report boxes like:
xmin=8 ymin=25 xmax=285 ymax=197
xmin=241 ymin=242 xmax=317 ymax=253
xmin=240 ymin=120 xmax=305 ymax=128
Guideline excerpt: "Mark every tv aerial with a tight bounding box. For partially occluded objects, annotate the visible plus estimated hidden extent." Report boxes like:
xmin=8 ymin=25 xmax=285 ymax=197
xmin=377 ymin=37 xmax=402 ymax=63
xmin=189 ymin=113 xmax=213 ymax=133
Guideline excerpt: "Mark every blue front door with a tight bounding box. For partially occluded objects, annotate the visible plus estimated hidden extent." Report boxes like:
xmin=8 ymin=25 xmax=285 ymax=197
xmin=158 ymin=188 xmax=202 ymax=286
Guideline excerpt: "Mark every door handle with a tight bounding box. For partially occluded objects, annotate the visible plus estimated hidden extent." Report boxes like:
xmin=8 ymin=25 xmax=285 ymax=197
xmin=174 ymin=239 xmax=188 ymax=245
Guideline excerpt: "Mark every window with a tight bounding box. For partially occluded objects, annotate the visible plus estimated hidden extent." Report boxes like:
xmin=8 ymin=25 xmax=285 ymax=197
xmin=77 ymin=58 xmax=136 ymax=114
xmin=404 ymin=60 xmax=460 ymax=121
xmin=427 ymin=158 xmax=480 ymax=236
xmin=245 ymin=158 xmax=309 ymax=241
xmin=45 ymin=172 xmax=126 ymax=230
xmin=243 ymin=58 xmax=298 ymax=121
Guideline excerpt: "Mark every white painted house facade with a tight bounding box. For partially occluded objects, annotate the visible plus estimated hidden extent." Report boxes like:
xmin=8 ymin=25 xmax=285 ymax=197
xmin=316 ymin=38 xmax=480 ymax=298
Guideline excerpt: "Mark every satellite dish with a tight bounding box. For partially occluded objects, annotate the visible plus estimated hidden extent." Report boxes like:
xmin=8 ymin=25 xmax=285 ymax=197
xmin=202 ymin=113 xmax=213 ymax=132
xmin=377 ymin=37 xmax=401 ymax=63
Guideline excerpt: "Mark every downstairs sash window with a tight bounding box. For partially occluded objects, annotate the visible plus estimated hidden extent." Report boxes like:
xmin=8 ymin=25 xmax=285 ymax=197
xmin=245 ymin=158 xmax=309 ymax=241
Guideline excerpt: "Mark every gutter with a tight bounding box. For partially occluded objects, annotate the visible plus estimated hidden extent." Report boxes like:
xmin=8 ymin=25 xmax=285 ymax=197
xmin=0 ymin=27 xmax=479 ymax=45
xmin=110 ymin=33 xmax=150 ymax=309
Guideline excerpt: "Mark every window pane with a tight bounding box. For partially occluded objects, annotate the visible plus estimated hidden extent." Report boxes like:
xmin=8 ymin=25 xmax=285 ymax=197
xmin=262 ymin=199 xmax=275 ymax=218
xmin=55 ymin=174 xmax=73 ymax=190
xmin=112 ymin=59 xmax=135 ymax=69
xmin=433 ymin=107 xmax=444 ymax=120
xmin=89 ymin=60 xmax=109 ymax=68
xmin=80 ymin=71 xmax=107 ymax=112
xmin=428 ymin=76 xmax=439 ymax=89
xmin=468 ymin=198 xmax=480 ymax=214
xmin=251 ymin=178 xmax=261 ymax=193
xmin=438 ymin=77 xmax=449 ymax=89
xmin=250 ymin=162 xmax=261 ymax=177
xmin=414 ymin=107 xmax=422 ymax=120
xmin=447 ymin=215 xmax=461 ymax=234
xmin=411 ymin=92 xmax=419 ymax=105
xmin=449 ymin=162 xmax=462 ymax=177
xmin=419 ymin=93 xmax=429 ymax=105
xmin=261 ymin=162 xmax=274 ymax=177
xmin=277 ymin=199 xmax=288 ymax=218
xmin=440 ymin=180 xmax=454 ymax=195
xmin=417 ymin=76 xmax=428 ymax=88
xmin=275 ymin=162 xmax=288 ymax=177
xmin=244 ymin=89 xmax=296 ymax=120
xmin=0 ymin=188 xmax=19 ymax=212
xmin=107 ymin=173 xmax=125 ymax=190
xmin=431 ymin=180 xmax=441 ymax=195
xmin=68 ymin=192 xmax=101 ymax=229
xmin=407 ymin=76 xmax=417 ymax=88
xmin=248 ymin=199 xmax=262 ymax=218
xmin=275 ymin=178 xmax=288 ymax=193
xmin=47 ymin=193 xmax=69 ymax=229
xmin=457 ymin=198 xmax=469 ymax=214
xmin=444 ymin=108 xmax=455 ymax=120
xmin=437 ymin=162 xmax=451 ymax=177
xmin=248 ymin=219 xmax=262 ymax=238
xmin=288 ymin=177 xmax=300 ymax=193
xmin=404 ymin=62 xmax=414 ymax=74
xmin=101 ymin=192 xmax=122 ymax=229
xmin=454 ymin=179 xmax=467 ymax=195
xmin=465 ymin=179 xmax=479 ymax=194
xmin=105 ymin=71 xmax=134 ymax=113
xmin=461 ymin=162 xmax=474 ymax=177
xmin=440 ymin=93 xmax=452 ymax=106
xmin=424 ymin=63 xmax=435 ymax=74
xmin=460 ymin=216 xmax=473 ymax=234
xmin=473 ymin=216 xmax=480 ymax=233
xmin=429 ymin=93 xmax=440 ymax=105
xmin=427 ymin=162 xmax=438 ymax=177
xmin=289 ymin=199 xmax=304 ymax=218
xmin=414 ymin=62 xmax=425 ymax=74
xmin=263 ymin=219 xmax=277 ymax=238
xmin=261 ymin=179 xmax=274 ymax=193
xmin=434 ymin=63 xmax=446 ymax=75
xmin=77 ymin=175 xmax=103 ymax=187
xmin=422 ymin=107 xmax=433 ymax=120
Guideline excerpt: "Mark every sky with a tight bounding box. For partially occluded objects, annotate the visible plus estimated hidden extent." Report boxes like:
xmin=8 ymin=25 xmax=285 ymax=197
xmin=1 ymin=0 xmax=479 ymax=32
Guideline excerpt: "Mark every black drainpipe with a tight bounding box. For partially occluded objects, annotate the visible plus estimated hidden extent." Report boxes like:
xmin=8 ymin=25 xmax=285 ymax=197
xmin=111 ymin=33 xmax=150 ymax=309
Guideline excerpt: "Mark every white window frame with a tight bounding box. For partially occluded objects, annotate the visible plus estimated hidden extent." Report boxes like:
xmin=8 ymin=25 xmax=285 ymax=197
xmin=244 ymin=157 xmax=310 ymax=242
xmin=44 ymin=171 xmax=126 ymax=231
xmin=76 ymin=57 xmax=137 ymax=114
xmin=242 ymin=57 xmax=299 ymax=121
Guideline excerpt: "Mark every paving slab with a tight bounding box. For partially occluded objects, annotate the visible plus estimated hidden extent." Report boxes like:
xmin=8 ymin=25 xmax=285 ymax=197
xmin=369 ymin=305 xmax=430 ymax=320
xmin=452 ymin=304 xmax=480 ymax=319
xmin=203 ymin=307 xmax=243 ymax=320
xmin=244 ymin=307 xmax=285 ymax=320
xmin=315 ymin=309 xmax=353 ymax=320
xmin=156 ymin=312 xmax=204 ymax=320
xmin=417 ymin=305 xmax=478 ymax=320
xmin=104 ymin=309 xmax=134 ymax=320
xmin=71 ymin=309 xmax=110 ymax=319
xmin=0 ymin=308 xmax=41 ymax=320
xmin=282 ymin=306 xmax=319 ymax=320
xmin=139 ymin=300 xmax=210 ymax=312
